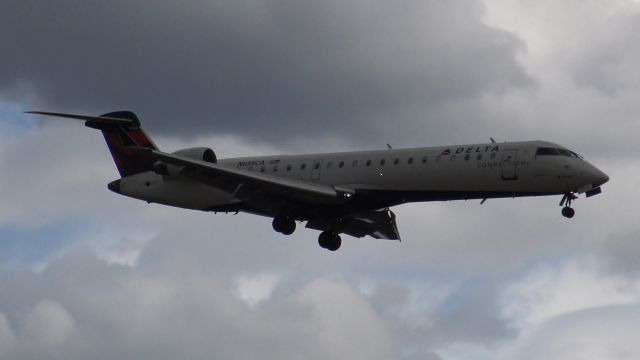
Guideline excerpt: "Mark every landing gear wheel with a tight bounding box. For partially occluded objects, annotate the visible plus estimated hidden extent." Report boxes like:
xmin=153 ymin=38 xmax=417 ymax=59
xmin=318 ymin=231 xmax=331 ymax=249
xmin=326 ymin=234 xmax=342 ymax=251
xmin=272 ymin=216 xmax=296 ymax=235
xmin=561 ymin=206 xmax=575 ymax=218
xmin=559 ymin=193 xmax=577 ymax=219
xmin=318 ymin=231 xmax=341 ymax=251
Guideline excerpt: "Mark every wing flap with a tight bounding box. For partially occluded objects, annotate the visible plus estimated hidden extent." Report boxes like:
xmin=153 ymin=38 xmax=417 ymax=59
xmin=306 ymin=208 xmax=401 ymax=240
xmin=341 ymin=208 xmax=401 ymax=240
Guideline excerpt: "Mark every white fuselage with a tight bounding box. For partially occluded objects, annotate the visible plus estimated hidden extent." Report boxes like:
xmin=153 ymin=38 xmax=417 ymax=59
xmin=115 ymin=140 xmax=608 ymax=218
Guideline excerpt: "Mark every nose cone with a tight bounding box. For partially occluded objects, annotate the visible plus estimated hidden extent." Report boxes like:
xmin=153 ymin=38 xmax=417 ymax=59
xmin=590 ymin=167 xmax=609 ymax=187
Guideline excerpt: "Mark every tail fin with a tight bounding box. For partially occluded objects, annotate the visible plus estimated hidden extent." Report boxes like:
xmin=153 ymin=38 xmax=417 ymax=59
xmin=28 ymin=110 xmax=158 ymax=177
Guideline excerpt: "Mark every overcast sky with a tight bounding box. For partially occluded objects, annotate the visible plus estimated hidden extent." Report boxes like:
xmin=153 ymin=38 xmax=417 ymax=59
xmin=1 ymin=0 xmax=639 ymax=359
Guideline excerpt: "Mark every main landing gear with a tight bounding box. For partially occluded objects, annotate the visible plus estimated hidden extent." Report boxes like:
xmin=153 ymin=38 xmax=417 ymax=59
xmin=272 ymin=215 xmax=342 ymax=251
xmin=559 ymin=192 xmax=577 ymax=218
xmin=318 ymin=231 xmax=342 ymax=251
xmin=272 ymin=215 xmax=296 ymax=235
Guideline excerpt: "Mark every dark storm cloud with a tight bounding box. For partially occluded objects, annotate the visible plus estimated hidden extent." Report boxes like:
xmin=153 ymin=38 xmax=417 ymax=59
xmin=0 ymin=0 xmax=530 ymax=144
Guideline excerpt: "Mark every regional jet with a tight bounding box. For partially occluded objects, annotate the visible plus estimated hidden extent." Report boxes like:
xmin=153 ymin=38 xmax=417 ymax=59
xmin=29 ymin=111 xmax=609 ymax=251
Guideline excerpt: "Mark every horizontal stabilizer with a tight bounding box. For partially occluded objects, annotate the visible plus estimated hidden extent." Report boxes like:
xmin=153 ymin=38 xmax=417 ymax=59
xmin=26 ymin=111 xmax=137 ymax=126
xmin=27 ymin=110 xmax=156 ymax=177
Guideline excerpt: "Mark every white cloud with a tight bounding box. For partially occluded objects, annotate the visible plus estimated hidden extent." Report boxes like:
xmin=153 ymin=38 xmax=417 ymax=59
xmin=88 ymin=230 xmax=155 ymax=267
xmin=0 ymin=120 xmax=116 ymax=227
xmin=482 ymin=0 xmax=640 ymax=158
xmin=20 ymin=299 xmax=75 ymax=348
xmin=438 ymin=304 xmax=640 ymax=360
xmin=501 ymin=258 xmax=640 ymax=328
xmin=0 ymin=250 xmax=395 ymax=360
xmin=437 ymin=256 xmax=640 ymax=360
xmin=233 ymin=272 xmax=282 ymax=307
xmin=502 ymin=304 xmax=640 ymax=360
xmin=294 ymin=279 xmax=394 ymax=359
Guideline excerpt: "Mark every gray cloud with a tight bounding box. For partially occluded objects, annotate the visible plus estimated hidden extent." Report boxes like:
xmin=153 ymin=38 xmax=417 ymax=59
xmin=496 ymin=304 xmax=640 ymax=360
xmin=0 ymin=249 xmax=395 ymax=360
xmin=365 ymin=278 xmax=514 ymax=359
xmin=0 ymin=0 xmax=530 ymax=145
xmin=3 ymin=0 xmax=640 ymax=359
xmin=598 ymin=230 xmax=640 ymax=276
xmin=0 ymin=118 xmax=639 ymax=359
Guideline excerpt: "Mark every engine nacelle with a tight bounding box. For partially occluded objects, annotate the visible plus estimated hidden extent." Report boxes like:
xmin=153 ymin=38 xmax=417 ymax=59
xmin=172 ymin=147 xmax=217 ymax=163
xmin=153 ymin=147 xmax=217 ymax=176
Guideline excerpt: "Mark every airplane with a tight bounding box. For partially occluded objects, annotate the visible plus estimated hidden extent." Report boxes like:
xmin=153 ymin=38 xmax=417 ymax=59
xmin=28 ymin=111 xmax=609 ymax=251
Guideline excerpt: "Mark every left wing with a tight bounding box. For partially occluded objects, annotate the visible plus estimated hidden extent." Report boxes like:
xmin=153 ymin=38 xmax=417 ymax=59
xmin=130 ymin=147 xmax=355 ymax=206
xmin=130 ymin=148 xmax=400 ymax=240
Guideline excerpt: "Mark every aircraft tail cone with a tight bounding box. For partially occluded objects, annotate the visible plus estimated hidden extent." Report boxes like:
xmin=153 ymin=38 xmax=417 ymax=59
xmin=108 ymin=179 xmax=121 ymax=194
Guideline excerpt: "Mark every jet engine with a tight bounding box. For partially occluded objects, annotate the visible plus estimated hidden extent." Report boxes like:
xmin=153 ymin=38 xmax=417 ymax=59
xmin=153 ymin=147 xmax=216 ymax=176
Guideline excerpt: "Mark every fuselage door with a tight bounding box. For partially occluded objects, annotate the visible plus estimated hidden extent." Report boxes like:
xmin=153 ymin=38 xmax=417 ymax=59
xmin=501 ymin=149 xmax=518 ymax=180
xmin=311 ymin=159 xmax=323 ymax=180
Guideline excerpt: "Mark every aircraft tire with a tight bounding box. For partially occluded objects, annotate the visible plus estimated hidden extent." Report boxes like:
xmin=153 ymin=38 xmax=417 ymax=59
xmin=326 ymin=234 xmax=341 ymax=251
xmin=280 ymin=219 xmax=296 ymax=235
xmin=318 ymin=231 xmax=332 ymax=249
xmin=561 ymin=206 xmax=575 ymax=218
xmin=272 ymin=216 xmax=296 ymax=235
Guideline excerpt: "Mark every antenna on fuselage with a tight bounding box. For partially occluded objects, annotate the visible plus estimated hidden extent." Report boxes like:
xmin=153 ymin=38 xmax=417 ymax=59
xmin=386 ymin=143 xmax=393 ymax=149
xmin=490 ymin=137 xmax=496 ymax=143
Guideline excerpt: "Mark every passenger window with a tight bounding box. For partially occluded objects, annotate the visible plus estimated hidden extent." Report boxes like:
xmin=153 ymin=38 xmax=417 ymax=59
xmin=260 ymin=166 xmax=266 ymax=173
xmin=394 ymin=158 xmax=399 ymax=165
xmin=286 ymin=164 xmax=292 ymax=171
xmin=272 ymin=166 xmax=278 ymax=172
xmin=301 ymin=163 xmax=306 ymax=170
xmin=408 ymin=157 xmax=414 ymax=164
xmin=422 ymin=156 xmax=428 ymax=164
xmin=366 ymin=160 xmax=372 ymax=167
xmin=314 ymin=163 xmax=320 ymax=170
xmin=380 ymin=159 xmax=386 ymax=166
xmin=464 ymin=154 xmax=470 ymax=161
xmin=339 ymin=161 xmax=344 ymax=168
xmin=352 ymin=160 xmax=358 ymax=167
xmin=477 ymin=153 xmax=482 ymax=161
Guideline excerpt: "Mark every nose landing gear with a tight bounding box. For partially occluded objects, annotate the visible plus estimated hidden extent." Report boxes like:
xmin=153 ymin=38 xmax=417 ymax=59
xmin=559 ymin=193 xmax=577 ymax=218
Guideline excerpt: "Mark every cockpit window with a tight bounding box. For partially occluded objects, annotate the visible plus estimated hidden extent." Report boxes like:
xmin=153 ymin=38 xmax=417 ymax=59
xmin=557 ymin=149 xmax=573 ymax=157
xmin=570 ymin=151 xmax=584 ymax=159
xmin=536 ymin=147 xmax=583 ymax=159
xmin=536 ymin=147 xmax=560 ymax=156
